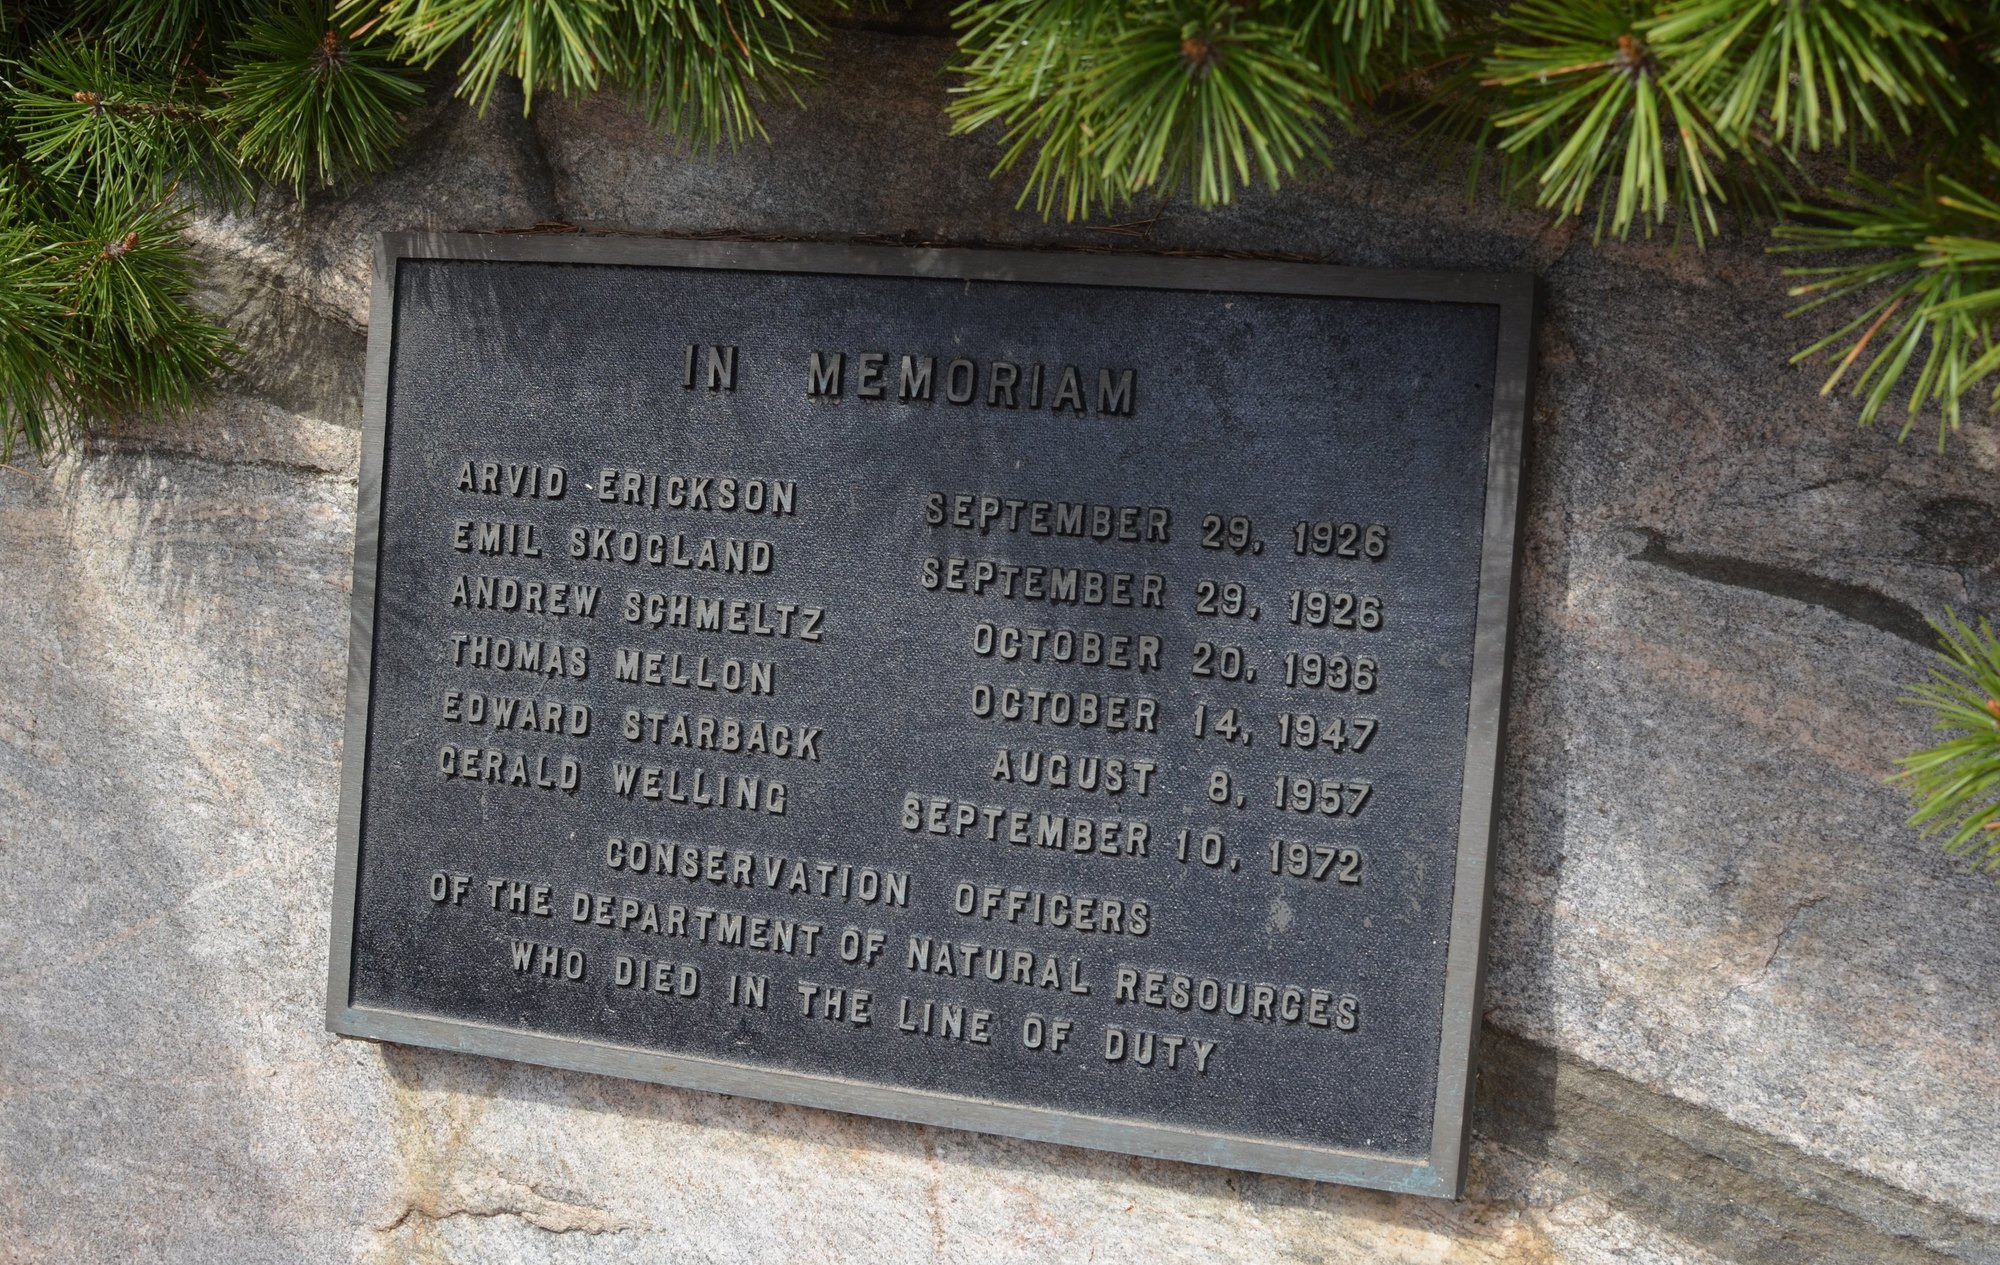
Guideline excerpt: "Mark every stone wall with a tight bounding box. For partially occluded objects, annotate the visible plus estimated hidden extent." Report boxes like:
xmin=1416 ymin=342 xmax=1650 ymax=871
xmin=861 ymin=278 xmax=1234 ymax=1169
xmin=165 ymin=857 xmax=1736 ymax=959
xmin=3 ymin=20 xmax=1998 ymax=1265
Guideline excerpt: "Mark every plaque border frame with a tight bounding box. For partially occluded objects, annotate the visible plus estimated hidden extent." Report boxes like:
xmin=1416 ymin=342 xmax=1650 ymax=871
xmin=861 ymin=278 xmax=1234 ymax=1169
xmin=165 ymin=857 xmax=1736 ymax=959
xmin=327 ymin=231 xmax=1536 ymax=1199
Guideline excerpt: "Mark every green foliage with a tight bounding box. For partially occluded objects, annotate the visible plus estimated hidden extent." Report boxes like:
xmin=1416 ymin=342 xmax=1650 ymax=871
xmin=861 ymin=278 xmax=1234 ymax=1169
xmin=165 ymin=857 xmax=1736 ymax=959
xmin=0 ymin=195 xmax=235 ymax=461
xmin=1895 ymin=611 xmax=2000 ymax=873
xmin=0 ymin=0 xmax=856 ymax=460
xmin=343 ymin=0 xmax=833 ymax=143
xmin=1775 ymin=142 xmax=2000 ymax=448
xmin=0 ymin=33 xmax=242 ymax=464
xmin=949 ymin=0 xmax=1442 ymax=219
xmin=342 ymin=0 xmax=624 ymax=110
xmin=42 ymin=198 xmax=235 ymax=415
xmin=609 ymin=0 xmax=824 ymax=144
xmin=1482 ymin=0 xmax=1730 ymax=244
xmin=1438 ymin=1 xmax=1996 ymax=439
xmin=11 ymin=39 xmax=243 ymax=203
xmin=215 ymin=2 xmax=425 ymax=194
xmin=0 ymin=0 xmax=425 ymax=460
xmin=0 ymin=225 xmax=81 ymax=459
xmin=1294 ymin=0 xmax=1451 ymax=101
xmin=2 ymin=0 xmax=1999 ymax=459
xmin=947 ymin=0 xmax=2000 ymax=439
xmin=73 ymin=0 xmax=250 ymax=53
xmin=1646 ymin=0 xmax=1961 ymax=155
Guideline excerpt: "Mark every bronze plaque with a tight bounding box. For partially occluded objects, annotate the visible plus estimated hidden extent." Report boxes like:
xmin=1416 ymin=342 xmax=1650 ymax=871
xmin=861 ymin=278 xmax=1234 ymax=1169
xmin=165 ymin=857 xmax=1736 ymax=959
xmin=328 ymin=234 xmax=1533 ymax=1196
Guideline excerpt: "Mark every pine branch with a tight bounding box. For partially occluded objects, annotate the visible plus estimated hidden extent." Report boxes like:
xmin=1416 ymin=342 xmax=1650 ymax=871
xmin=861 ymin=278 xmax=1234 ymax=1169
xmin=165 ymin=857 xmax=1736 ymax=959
xmin=10 ymin=38 xmax=246 ymax=204
xmin=1389 ymin=9 xmax=1524 ymax=202
xmin=0 ymin=195 xmax=234 ymax=460
xmin=53 ymin=200 xmax=235 ymax=412
xmin=0 ymin=221 xmax=86 ymax=460
xmin=608 ymin=0 xmax=828 ymax=147
xmin=213 ymin=0 xmax=424 ymax=194
xmin=1085 ymin=3 xmax=1347 ymax=208
xmin=1481 ymin=0 xmax=1739 ymax=245
xmin=1895 ymin=610 xmax=2000 ymax=873
xmin=339 ymin=0 xmax=830 ymax=141
xmin=1292 ymin=0 xmax=1451 ymax=101
xmin=1774 ymin=141 xmax=2000 ymax=447
xmin=1646 ymin=0 xmax=1962 ymax=156
xmin=2 ymin=24 xmax=244 ymax=460
xmin=0 ymin=0 xmax=1994 ymax=459
xmin=71 ymin=0 xmax=251 ymax=54
xmin=949 ymin=0 xmax=1438 ymax=220
xmin=339 ymin=0 xmax=617 ymax=111
xmin=948 ymin=0 xmax=1127 ymax=219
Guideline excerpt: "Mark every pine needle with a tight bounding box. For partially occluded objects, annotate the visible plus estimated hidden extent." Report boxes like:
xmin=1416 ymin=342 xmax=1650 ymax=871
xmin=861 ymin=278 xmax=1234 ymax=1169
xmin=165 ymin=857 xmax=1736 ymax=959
xmin=1895 ymin=611 xmax=2000 ymax=872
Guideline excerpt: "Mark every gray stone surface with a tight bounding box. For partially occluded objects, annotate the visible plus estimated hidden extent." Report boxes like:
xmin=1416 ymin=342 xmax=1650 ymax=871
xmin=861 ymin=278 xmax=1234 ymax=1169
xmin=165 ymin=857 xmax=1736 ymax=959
xmin=3 ymin=22 xmax=1998 ymax=1265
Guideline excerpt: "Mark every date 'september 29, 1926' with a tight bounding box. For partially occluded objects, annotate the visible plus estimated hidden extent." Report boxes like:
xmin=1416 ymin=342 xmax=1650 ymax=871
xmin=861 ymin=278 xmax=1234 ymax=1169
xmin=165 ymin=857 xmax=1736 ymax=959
xmin=327 ymin=235 xmax=1534 ymax=1198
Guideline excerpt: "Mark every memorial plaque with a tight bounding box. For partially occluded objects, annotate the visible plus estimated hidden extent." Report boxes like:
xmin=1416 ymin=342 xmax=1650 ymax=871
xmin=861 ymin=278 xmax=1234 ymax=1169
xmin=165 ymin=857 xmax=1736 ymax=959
xmin=328 ymin=233 xmax=1533 ymax=1197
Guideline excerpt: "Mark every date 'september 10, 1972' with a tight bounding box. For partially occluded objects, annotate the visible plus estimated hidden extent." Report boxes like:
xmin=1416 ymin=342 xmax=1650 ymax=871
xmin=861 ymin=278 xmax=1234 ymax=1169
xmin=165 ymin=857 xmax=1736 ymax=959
xmin=327 ymin=235 xmax=1534 ymax=1199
